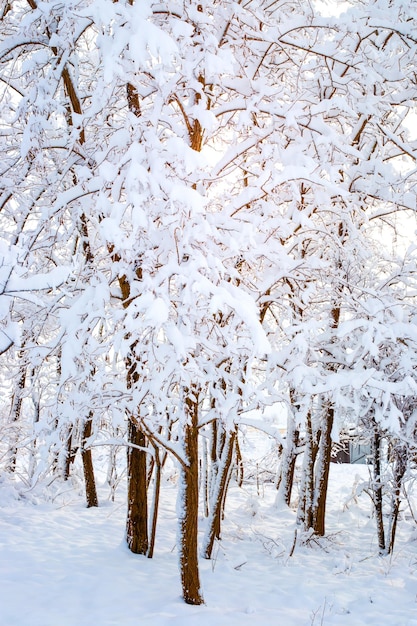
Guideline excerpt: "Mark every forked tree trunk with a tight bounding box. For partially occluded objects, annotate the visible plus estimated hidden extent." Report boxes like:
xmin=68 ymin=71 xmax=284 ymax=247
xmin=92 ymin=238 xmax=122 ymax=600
xmin=305 ymin=277 xmax=342 ymax=537
xmin=202 ymin=429 xmax=236 ymax=559
xmin=277 ymin=403 xmax=299 ymax=507
xmin=178 ymin=393 xmax=204 ymax=605
xmin=81 ymin=413 xmax=98 ymax=508
xmin=126 ymin=418 xmax=149 ymax=555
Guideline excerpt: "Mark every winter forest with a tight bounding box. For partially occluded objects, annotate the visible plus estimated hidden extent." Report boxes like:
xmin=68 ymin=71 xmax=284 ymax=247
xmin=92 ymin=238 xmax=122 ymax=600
xmin=1 ymin=0 xmax=417 ymax=622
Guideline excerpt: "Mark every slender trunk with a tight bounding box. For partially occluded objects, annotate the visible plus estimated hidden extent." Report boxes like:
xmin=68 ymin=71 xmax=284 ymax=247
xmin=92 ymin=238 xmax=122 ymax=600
xmin=147 ymin=454 xmax=155 ymax=490
xmin=208 ymin=418 xmax=226 ymax=502
xmin=221 ymin=450 xmax=234 ymax=522
xmin=277 ymin=409 xmax=299 ymax=507
xmin=235 ymin=429 xmax=244 ymax=487
xmin=63 ymin=424 xmax=77 ymax=481
xmin=7 ymin=358 xmax=27 ymax=472
xmin=28 ymin=373 xmax=40 ymax=481
xmin=285 ymin=429 xmax=299 ymax=506
xmin=147 ymin=444 xmax=162 ymax=559
xmin=211 ymin=418 xmax=218 ymax=466
xmin=126 ymin=419 xmax=149 ymax=554
xmin=297 ymin=410 xmax=314 ymax=530
xmin=178 ymin=393 xmax=204 ymax=605
xmin=107 ymin=440 xmax=119 ymax=502
xmin=388 ymin=444 xmax=407 ymax=555
xmin=202 ymin=430 xmax=235 ymax=559
xmin=372 ymin=430 xmax=386 ymax=553
xmin=81 ymin=413 xmax=98 ymax=508
xmin=202 ymin=433 xmax=210 ymax=517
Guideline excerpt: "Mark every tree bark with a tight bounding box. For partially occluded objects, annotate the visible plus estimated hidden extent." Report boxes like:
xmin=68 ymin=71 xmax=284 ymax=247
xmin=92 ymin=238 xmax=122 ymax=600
xmin=235 ymin=430 xmax=244 ymax=487
xmin=313 ymin=402 xmax=334 ymax=536
xmin=372 ymin=429 xmax=386 ymax=553
xmin=147 ymin=444 xmax=162 ymax=559
xmin=277 ymin=402 xmax=299 ymax=507
xmin=178 ymin=392 xmax=204 ymax=605
xmin=81 ymin=413 xmax=99 ymax=508
xmin=297 ymin=410 xmax=315 ymax=530
xmin=388 ymin=443 xmax=407 ymax=555
xmin=126 ymin=419 xmax=149 ymax=555
xmin=63 ymin=424 xmax=77 ymax=481
xmin=6 ymin=356 xmax=27 ymax=472
xmin=202 ymin=429 xmax=235 ymax=559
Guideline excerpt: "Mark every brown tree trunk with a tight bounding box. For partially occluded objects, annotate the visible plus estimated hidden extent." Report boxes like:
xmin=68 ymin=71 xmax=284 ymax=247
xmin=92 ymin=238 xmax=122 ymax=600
xmin=235 ymin=429 xmax=244 ymax=487
xmin=372 ymin=429 xmax=386 ymax=553
xmin=178 ymin=393 xmax=204 ymax=605
xmin=313 ymin=402 xmax=334 ymax=536
xmin=147 ymin=444 xmax=162 ymax=559
xmin=279 ymin=432 xmax=299 ymax=507
xmin=297 ymin=410 xmax=315 ymax=530
xmin=81 ymin=413 xmax=98 ymax=508
xmin=126 ymin=418 xmax=149 ymax=555
xmin=202 ymin=430 xmax=235 ymax=559
xmin=284 ymin=429 xmax=299 ymax=506
xmin=277 ymin=402 xmax=299 ymax=507
xmin=388 ymin=443 xmax=407 ymax=555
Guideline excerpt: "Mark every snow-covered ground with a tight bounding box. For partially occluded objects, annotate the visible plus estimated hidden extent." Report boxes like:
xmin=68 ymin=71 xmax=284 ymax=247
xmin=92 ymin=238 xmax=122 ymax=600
xmin=1 ymin=462 xmax=417 ymax=626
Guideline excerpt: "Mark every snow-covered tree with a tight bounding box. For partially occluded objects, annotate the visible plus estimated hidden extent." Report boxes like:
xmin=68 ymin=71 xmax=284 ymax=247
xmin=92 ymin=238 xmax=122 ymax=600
xmin=1 ymin=0 xmax=417 ymax=606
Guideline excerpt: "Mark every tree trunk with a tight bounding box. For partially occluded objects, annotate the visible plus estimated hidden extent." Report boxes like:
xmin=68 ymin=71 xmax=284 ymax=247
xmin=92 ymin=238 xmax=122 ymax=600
xmin=201 ymin=432 xmax=210 ymax=517
xmin=63 ymin=424 xmax=77 ymax=481
xmin=178 ymin=393 xmax=204 ymax=605
xmin=28 ymin=372 xmax=40 ymax=481
xmin=297 ymin=410 xmax=315 ymax=530
xmin=6 ymin=357 xmax=27 ymax=472
xmin=126 ymin=418 xmax=149 ymax=555
xmin=372 ymin=430 xmax=386 ymax=553
xmin=202 ymin=430 xmax=235 ymax=559
xmin=147 ymin=444 xmax=162 ymax=559
xmin=208 ymin=418 xmax=228 ymax=498
xmin=277 ymin=405 xmax=299 ymax=507
xmin=313 ymin=402 xmax=334 ymax=536
xmin=388 ymin=443 xmax=407 ymax=555
xmin=235 ymin=429 xmax=244 ymax=487
xmin=81 ymin=413 xmax=98 ymax=508
xmin=106 ymin=431 xmax=121 ymax=502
